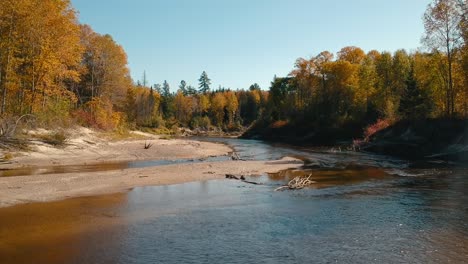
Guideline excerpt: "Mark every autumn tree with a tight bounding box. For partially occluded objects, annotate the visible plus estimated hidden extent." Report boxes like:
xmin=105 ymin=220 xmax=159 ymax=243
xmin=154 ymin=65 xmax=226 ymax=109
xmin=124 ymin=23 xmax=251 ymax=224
xmin=358 ymin=51 xmax=379 ymax=118
xmin=210 ymin=93 xmax=227 ymax=127
xmin=224 ymin=91 xmax=239 ymax=125
xmin=174 ymin=91 xmax=193 ymax=126
xmin=423 ymin=0 xmax=464 ymax=117
xmin=0 ymin=0 xmax=83 ymax=117
xmin=78 ymin=25 xmax=132 ymax=105
xmin=337 ymin=46 xmax=366 ymax=64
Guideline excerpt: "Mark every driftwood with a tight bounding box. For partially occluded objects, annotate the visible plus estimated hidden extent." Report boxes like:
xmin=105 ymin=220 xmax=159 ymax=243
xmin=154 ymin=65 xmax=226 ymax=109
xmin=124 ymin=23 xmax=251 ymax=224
xmin=225 ymin=174 xmax=240 ymax=180
xmin=0 ymin=115 xmax=35 ymax=150
xmin=144 ymin=141 xmax=153 ymax=149
xmin=274 ymin=174 xmax=315 ymax=191
xmin=225 ymin=174 xmax=262 ymax=185
xmin=230 ymin=152 xmax=241 ymax=160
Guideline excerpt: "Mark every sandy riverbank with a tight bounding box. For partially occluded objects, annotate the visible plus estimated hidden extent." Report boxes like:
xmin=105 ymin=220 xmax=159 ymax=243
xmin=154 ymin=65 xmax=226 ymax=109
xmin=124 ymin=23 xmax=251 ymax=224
xmin=0 ymin=128 xmax=233 ymax=169
xmin=0 ymin=128 xmax=303 ymax=207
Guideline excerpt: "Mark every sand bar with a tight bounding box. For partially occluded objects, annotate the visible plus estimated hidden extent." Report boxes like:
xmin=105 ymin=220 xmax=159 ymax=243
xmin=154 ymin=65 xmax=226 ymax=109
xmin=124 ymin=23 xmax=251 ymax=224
xmin=0 ymin=128 xmax=303 ymax=207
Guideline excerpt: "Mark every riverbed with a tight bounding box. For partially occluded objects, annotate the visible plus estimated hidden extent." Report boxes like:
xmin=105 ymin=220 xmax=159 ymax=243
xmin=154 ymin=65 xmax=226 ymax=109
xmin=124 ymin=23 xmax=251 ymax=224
xmin=0 ymin=138 xmax=467 ymax=263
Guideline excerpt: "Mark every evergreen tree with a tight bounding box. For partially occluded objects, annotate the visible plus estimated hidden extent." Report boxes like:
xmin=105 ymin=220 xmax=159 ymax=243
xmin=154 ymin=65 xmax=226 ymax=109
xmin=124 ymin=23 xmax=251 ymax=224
xmin=179 ymin=80 xmax=187 ymax=95
xmin=162 ymin=80 xmax=171 ymax=97
xmin=154 ymin=84 xmax=162 ymax=94
xmin=186 ymin=85 xmax=197 ymax=95
xmin=198 ymin=71 xmax=211 ymax=93
xmin=161 ymin=80 xmax=174 ymax=119
xmin=399 ymin=65 xmax=433 ymax=119
xmin=249 ymin=83 xmax=261 ymax=91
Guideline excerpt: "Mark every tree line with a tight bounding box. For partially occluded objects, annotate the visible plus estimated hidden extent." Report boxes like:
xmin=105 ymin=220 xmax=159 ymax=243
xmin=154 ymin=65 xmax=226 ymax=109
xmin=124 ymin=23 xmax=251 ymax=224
xmin=0 ymin=0 xmax=266 ymax=132
xmin=264 ymin=0 xmax=467 ymax=131
xmin=127 ymin=76 xmax=267 ymax=132
xmin=0 ymin=0 xmax=466 ymax=135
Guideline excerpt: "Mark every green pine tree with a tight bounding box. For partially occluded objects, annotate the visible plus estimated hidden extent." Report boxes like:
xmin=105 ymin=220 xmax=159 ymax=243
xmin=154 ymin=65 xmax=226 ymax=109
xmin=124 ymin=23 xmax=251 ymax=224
xmin=198 ymin=71 xmax=211 ymax=93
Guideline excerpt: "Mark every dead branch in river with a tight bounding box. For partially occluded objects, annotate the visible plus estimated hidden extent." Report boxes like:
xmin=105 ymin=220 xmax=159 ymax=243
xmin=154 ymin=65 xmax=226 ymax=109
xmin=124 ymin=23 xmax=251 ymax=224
xmin=274 ymin=174 xmax=315 ymax=191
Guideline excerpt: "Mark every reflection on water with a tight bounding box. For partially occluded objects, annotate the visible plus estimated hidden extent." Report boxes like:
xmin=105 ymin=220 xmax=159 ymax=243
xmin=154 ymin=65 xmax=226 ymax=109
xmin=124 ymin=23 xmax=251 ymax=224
xmin=0 ymin=138 xmax=467 ymax=263
xmin=1 ymin=168 xmax=467 ymax=264
xmin=0 ymin=156 xmax=230 ymax=177
xmin=0 ymin=193 xmax=128 ymax=263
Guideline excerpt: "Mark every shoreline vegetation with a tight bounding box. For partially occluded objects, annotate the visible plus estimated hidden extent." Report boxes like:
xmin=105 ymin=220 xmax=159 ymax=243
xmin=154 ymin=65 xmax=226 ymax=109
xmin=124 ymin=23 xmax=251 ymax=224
xmin=242 ymin=118 xmax=468 ymax=162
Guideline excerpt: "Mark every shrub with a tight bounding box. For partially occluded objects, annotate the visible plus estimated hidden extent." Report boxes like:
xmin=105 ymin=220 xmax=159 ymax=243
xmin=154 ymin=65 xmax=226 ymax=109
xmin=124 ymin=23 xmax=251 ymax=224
xmin=35 ymin=99 xmax=73 ymax=128
xmin=190 ymin=116 xmax=211 ymax=130
xmin=38 ymin=130 xmax=68 ymax=146
xmin=270 ymin=120 xmax=288 ymax=129
xmin=72 ymin=98 xmax=125 ymax=131
xmin=364 ymin=119 xmax=392 ymax=141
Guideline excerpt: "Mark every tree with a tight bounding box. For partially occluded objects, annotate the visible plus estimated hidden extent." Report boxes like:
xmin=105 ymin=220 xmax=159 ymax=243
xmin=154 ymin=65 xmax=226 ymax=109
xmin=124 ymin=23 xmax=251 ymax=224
xmin=210 ymin=93 xmax=226 ymax=126
xmin=162 ymin=80 xmax=171 ymax=97
xmin=249 ymin=83 xmax=261 ymax=91
xmin=125 ymin=86 xmax=137 ymax=122
xmin=358 ymin=54 xmax=379 ymax=117
xmin=179 ymin=80 xmax=187 ymax=95
xmin=375 ymin=52 xmax=396 ymax=118
xmin=198 ymin=93 xmax=210 ymax=116
xmin=186 ymin=85 xmax=197 ymax=95
xmin=337 ymin=46 xmax=366 ymax=64
xmin=225 ymin=91 xmax=239 ymax=125
xmin=390 ymin=49 xmax=411 ymax=110
xmin=160 ymin=80 xmax=173 ymax=119
xmin=0 ymin=0 xmax=84 ymax=115
xmin=174 ymin=91 xmax=193 ymax=126
xmin=457 ymin=0 xmax=468 ymax=116
xmin=198 ymin=71 xmax=211 ymax=93
xmin=79 ymin=25 xmax=132 ymax=105
xmin=423 ymin=0 xmax=464 ymax=117
xmin=142 ymin=71 xmax=148 ymax=87
xmin=399 ymin=64 xmax=433 ymax=119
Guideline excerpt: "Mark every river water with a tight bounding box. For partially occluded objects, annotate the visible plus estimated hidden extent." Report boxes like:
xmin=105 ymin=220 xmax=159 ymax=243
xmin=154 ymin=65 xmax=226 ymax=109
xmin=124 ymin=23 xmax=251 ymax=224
xmin=0 ymin=138 xmax=467 ymax=263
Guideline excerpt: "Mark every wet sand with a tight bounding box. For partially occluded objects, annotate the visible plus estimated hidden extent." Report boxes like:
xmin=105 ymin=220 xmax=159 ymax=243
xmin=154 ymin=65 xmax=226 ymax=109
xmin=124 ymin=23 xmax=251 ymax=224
xmin=0 ymin=128 xmax=303 ymax=207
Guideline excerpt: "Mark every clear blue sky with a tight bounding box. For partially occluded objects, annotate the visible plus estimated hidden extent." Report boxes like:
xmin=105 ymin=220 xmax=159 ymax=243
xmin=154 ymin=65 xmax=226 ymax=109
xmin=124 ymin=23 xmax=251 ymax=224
xmin=71 ymin=0 xmax=430 ymax=91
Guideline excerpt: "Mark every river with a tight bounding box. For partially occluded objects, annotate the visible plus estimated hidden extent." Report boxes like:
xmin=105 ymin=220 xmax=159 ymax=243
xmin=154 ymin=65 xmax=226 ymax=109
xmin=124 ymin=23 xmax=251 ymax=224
xmin=0 ymin=138 xmax=467 ymax=263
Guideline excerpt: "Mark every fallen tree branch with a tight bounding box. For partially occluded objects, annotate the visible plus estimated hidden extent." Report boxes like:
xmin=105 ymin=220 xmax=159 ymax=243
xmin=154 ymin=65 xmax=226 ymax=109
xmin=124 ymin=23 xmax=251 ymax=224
xmin=225 ymin=174 xmax=263 ymax=185
xmin=275 ymin=174 xmax=315 ymax=191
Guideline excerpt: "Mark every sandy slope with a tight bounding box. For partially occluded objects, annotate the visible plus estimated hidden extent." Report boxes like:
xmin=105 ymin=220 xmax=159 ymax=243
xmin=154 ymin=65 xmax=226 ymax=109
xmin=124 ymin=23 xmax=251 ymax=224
xmin=0 ymin=128 xmax=303 ymax=207
xmin=0 ymin=128 xmax=232 ymax=169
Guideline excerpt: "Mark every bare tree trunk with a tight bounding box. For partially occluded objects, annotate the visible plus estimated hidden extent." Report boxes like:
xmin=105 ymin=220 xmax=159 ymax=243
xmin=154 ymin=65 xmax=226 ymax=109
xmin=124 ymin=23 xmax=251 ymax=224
xmin=447 ymin=51 xmax=454 ymax=117
xmin=30 ymin=59 xmax=36 ymax=114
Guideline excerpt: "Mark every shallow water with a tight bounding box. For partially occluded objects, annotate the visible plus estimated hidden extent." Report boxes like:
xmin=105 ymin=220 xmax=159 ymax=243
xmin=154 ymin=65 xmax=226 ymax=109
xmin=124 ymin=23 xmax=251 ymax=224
xmin=0 ymin=138 xmax=467 ymax=263
xmin=0 ymin=137 xmax=406 ymax=177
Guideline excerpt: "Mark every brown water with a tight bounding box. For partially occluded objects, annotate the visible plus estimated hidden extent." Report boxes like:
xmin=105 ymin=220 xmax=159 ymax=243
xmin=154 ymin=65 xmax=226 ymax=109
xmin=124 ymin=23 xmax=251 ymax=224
xmin=0 ymin=138 xmax=467 ymax=263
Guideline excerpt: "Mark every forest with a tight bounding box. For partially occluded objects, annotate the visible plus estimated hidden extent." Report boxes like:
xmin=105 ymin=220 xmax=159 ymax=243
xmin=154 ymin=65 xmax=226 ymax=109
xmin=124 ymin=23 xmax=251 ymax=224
xmin=0 ymin=0 xmax=467 ymax=139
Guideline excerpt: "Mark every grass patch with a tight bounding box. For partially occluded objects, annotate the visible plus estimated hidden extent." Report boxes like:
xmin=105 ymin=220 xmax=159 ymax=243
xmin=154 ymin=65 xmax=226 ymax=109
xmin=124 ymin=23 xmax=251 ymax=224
xmin=38 ymin=131 xmax=68 ymax=146
xmin=3 ymin=153 xmax=13 ymax=160
xmin=159 ymin=135 xmax=173 ymax=140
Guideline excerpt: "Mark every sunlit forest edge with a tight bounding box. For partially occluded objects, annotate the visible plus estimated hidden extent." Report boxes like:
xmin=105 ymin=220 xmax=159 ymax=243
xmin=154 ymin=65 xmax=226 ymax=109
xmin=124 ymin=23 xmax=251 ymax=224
xmin=0 ymin=0 xmax=466 ymax=151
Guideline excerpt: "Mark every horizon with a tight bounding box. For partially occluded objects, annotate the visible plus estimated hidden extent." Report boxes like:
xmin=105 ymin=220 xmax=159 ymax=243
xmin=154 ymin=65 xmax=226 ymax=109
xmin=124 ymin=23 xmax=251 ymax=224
xmin=71 ymin=0 xmax=430 ymax=91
